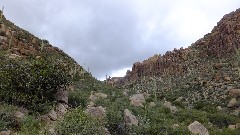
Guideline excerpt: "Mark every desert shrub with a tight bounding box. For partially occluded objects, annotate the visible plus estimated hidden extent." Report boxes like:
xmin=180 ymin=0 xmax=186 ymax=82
xmin=172 ymin=100 xmax=185 ymax=108
xmin=207 ymin=113 xmax=237 ymax=128
xmin=68 ymin=91 xmax=89 ymax=108
xmin=0 ymin=57 xmax=69 ymax=114
xmin=193 ymin=101 xmax=217 ymax=113
xmin=0 ymin=104 xmax=19 ymax=131
xmin=175 ymin=109 xmax=208 ymax=125
xmin=19 ymin=116 xmax=44 ymax=135
xmin=55 ymin=107 xmax=104 ymax=135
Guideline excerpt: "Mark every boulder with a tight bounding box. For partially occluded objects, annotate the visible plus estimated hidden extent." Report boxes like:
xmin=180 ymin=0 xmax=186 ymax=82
xmin=48 ymin=110 xmax=58 ymax=121
xmin=149 ymin=102 xmax=156 ymax=107
xmin=54 ymin=88 xmax=68 ymax=104
xmin=188 ymin=121 xmax=209 ymax=135
xmin=175 ymin=96 xmax=184 ymax=102
xmin=124 ymin=109 xmax=138 ymax=126
xmin=227 ymin=98 xmax=237 ymax=107
xmin=129 ymin=94 xmax=145 ymax=107
xmin=228 ymin=125 xmax=236 ymax=130
xmin=163 ymin=101 xmax=177 ymax=113
xmin=89 ymin=94 xmax=97 ymax=101
xmin=85 ymin=106 xmax=106 ymax=119
xmin=130 ymin=99 xmax=144 ymax=107
xmin=0 ymin=130 xmax=11 ymax=135
xmin=129 ymin=94 xmax=145 ymax=103
xmin=228 ymin=89 xmax=240 ymax=98
xmin=94 ymin=93 xmax=107 ymax=98
xmin=56 ymin=103 xmax=68 ymax=117
xmin=15 ymin=111 xmax=25 ymax=119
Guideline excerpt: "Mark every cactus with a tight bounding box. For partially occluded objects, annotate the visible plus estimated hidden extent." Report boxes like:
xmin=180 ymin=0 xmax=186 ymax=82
xmin=40 ymin=40 xmax=45 ymax=52
xmin=0 ymin=6 xmax=4 ymax=23
xmin=8 ymin=32 xmax=14 ymax=49
xmin=153 ymin=76 xmax=157 ymax=102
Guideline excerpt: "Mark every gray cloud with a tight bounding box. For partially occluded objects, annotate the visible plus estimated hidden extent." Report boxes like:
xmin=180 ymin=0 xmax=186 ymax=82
xmin=1 ymin=0 xmax=240 ymax=79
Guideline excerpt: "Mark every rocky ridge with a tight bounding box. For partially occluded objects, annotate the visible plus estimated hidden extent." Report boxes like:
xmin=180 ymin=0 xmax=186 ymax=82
xmin=107 ymin=8 xmax=240 ymax=109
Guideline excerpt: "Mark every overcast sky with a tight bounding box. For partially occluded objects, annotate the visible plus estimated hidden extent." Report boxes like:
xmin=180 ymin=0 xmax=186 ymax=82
xmin=1 ymin=0 xmax=239 ymax=80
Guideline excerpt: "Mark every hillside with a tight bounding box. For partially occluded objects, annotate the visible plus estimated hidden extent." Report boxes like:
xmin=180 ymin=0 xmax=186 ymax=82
xmin=111 ymin=8 xmax=240 ymax=107
xmin=1 ymin=7 xmax=240 ymax=135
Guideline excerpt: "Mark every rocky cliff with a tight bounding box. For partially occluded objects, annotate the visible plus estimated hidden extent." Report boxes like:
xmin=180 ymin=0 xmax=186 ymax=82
xmin=123 ymin=8 xmax=240 ymax=81
xmin=115 ymin=8 xmax=240 ymax=107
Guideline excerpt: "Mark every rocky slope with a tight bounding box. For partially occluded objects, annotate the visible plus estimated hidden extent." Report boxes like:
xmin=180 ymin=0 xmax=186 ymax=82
xmin=1 ymin=8 xmax=240 ymax=135
xmin=110 ymin=8 xmax=240 ymax=109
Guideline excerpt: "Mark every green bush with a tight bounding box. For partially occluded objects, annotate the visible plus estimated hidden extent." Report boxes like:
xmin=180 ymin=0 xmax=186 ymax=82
xmin=19 ymin=116 xmax=44 ymax=135
xmin=68 ymin=91 xmax=89 ymax=108
xmin=0 ymin=57 xmax=69 ymax=114
xmin=207 ymin=113 xmax=237 ymax=128
xmin=55 ymin=107 xmax=104 ymax=135
xmin=193 ymin=101 xmax=217 ymax=113
xmin=0 ymin=112 xmax=19 ymax=131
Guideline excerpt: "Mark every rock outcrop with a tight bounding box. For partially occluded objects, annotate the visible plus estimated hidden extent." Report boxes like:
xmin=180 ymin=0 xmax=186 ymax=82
xmin=124 ymin=109 xmax=138 ymax=126
xmin=188 ymin=121 xmax=209 ymax=135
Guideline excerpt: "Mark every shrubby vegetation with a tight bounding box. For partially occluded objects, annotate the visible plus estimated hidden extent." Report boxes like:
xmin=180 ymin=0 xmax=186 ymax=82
xmin=0 ymin=56 xmax=69 ymax=114
xmin=55 ymin=107 xmax=104 ymax=135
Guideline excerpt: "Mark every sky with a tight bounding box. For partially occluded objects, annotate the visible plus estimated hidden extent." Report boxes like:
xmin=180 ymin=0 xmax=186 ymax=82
xmin=1 ymin=0 xmax=240 ymax=80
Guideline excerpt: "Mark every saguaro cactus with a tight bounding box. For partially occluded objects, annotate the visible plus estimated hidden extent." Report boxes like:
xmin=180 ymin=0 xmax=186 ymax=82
xmin=0 ymin=6 xmax=4 ymax=23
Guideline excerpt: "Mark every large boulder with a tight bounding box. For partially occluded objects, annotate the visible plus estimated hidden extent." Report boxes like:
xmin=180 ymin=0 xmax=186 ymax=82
xmin=188 ymin=121 xmax=209 ymax=135
xmin=129 ymin=94 xmax=145 ymax=107
xmin=0 ymin=130 xmax=11 ymax=135
xmin=85 ymin=106 xmax=106 ymax=119
xmin=54 ymin=88 xmax=68 ymax=104
xmin=227 ymin=98 xmax=238 ymax=108
xmin=228 ymin=89 xmax=240 ymax=98
xmin=48 ymin=110 xmax=58 ymax=121
xmin=124 ymin=109 xmax=138 ymax=126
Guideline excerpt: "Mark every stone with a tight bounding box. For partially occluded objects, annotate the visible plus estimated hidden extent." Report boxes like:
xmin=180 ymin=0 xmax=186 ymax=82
xmin=172 ymin=124 xmax=179 ymax=129
xmin=164 ymin=101 xmax=177 ymax=113
xmin=175 ymin=96 xmax=184 ymax=102
xmin=216 ymin=106 xmax=223 ymax=111
xmin=228 ymin=89 xmax=240 ymax=98
xmin=89 ymin=94 xmax=97 ymax=101
xmin=94 ymin=93 xmax=107 ymax=98
xmin=227 ymin=98 xmax=237 ymax=107
xmin=56 ymin=103 xmax=67 ymax=115
xmin=54 ymin=88 xmax=68 ymax=104
xmin=228 ymin=125 xmax=236 ymax=130
xmin=85 ymin=106 xmax=106 ymax=119
xmin=129 ymin=94 xmax=145 ymax=103
xmin=149 ymin=102 xmax=156 ymax=107
xmin=48 ymin=127 xmax=56 ymax=135
xmin=0 ymin=130 xmax=11 ymax=135
xmin=15 ymin=111 xmax=25 ymax=119
xmin=188 ymin=121 xmax=209 ymax=135
xmin=130 ymin=99 xmax=144 ymax=107
xmin=236 ymin=123 xmax=240 ymax=129
xmin=124 ymin=109 xmax=138 ymax=126
xmin=87 ymin=101 xmax=95 ymax=108
xmin=48 ymin=110 xmax=58 ymax=121
xmin=104 ymin=128 xmax=111 ymax=135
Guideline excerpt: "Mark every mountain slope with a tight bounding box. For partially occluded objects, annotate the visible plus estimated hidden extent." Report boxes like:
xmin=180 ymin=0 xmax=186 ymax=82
xmin=114 ymin=8 xmax=240 ymax=107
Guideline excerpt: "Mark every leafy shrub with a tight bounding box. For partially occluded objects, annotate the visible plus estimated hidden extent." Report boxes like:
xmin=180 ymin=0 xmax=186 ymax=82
xmin=55 ymin=107 xmax=104 ymax=135
xmin=19 ymin=116 xmax=44 ymax=135
xmin=193 ymin=101 xmax=217 ymax=113
xmin=0 ymin=57 xmax=69 ymax=114
xmin=68 ymin=91 xmax=88 ymax=108
xmin=0 ymin=104 xmax=19 ymax=131
xmin=207 ymin=113 xmax=237 ymax=128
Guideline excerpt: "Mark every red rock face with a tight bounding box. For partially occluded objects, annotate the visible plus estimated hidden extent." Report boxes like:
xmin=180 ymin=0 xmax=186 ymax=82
xmin=121 ymin=8 xmax=240 ymax=83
